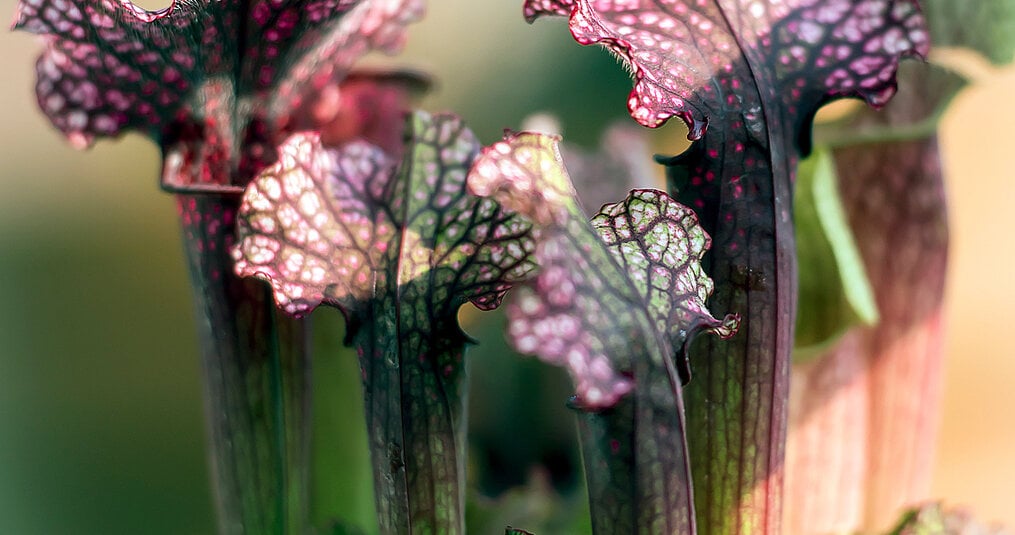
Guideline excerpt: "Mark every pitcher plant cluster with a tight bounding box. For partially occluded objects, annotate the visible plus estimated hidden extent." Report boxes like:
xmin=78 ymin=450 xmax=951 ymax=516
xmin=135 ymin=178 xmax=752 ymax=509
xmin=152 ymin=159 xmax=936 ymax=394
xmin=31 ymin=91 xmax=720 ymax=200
xmin=19 ymin=0 xmax=996 ymax=533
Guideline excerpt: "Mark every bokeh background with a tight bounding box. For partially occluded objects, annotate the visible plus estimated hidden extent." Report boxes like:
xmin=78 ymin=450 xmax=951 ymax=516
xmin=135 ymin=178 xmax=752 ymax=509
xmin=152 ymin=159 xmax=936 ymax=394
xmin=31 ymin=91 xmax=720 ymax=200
xmin=1 ymin=1 xmax=1013 ymax=533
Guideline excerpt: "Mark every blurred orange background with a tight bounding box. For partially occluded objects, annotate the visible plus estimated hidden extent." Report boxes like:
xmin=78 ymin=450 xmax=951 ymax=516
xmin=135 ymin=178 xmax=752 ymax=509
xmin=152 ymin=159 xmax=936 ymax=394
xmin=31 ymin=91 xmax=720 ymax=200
xmin=931 ymin=61 xmax=1015 ymax=527
xmin=1 ymin=1 xmax=1012 ymax=533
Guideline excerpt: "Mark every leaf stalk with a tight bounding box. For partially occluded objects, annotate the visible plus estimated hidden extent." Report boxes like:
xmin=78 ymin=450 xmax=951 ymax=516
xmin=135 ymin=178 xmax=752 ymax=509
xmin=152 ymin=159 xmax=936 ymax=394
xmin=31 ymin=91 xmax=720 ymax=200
xmin=178 ymin=194 xmax=312 ymax=535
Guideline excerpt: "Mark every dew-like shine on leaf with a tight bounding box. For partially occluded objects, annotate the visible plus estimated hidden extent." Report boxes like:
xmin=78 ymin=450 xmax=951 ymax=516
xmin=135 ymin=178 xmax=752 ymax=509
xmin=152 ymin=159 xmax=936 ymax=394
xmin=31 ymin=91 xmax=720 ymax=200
xmin=232 ymin=110 xmax=534 ymax=535
xmin=468 ymin=131 xmax=736 ymax=533
xmin=13 ymin=0 xmax=422 ymax=187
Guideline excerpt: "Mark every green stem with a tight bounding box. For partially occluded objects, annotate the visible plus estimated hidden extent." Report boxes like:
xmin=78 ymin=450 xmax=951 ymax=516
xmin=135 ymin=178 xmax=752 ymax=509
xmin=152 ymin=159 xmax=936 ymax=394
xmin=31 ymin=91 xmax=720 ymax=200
xmin=670 ymin=141 xmax=796 ymax=535
xmin=814 ymin=113 xmax=943 ymax=148
xmin=352 ymin=301 xmax=468 ymax=535
xmin=177 ymin=194 xmax=312 ymax=535
xmin=576 ymin=386 xmax=696 ymax=534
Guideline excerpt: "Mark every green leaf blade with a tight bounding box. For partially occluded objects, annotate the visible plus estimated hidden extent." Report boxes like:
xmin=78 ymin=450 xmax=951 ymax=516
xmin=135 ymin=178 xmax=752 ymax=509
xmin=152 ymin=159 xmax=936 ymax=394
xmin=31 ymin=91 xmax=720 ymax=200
xmin=793 ymin=148 xmax=879 ymax=360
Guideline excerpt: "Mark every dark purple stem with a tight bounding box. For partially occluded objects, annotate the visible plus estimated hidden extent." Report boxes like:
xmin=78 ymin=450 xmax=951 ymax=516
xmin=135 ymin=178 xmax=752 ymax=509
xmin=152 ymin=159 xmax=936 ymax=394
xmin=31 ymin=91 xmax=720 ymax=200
xmin=177 ymin=195 xmax=312 ymax=535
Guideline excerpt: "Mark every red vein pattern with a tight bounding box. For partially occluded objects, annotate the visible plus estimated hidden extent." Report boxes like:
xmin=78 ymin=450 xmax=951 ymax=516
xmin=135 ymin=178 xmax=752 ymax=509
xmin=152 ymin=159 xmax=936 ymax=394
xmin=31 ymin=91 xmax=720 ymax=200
xmin=13 ymin=0 xmax=423 ymax=188
xmin=525 ymin=0 xmax=926 ymax=132
xmin=594 ymin=189 xmax=739 ymax=383
xmin=233 ymin=111 xmax=535 ymax=535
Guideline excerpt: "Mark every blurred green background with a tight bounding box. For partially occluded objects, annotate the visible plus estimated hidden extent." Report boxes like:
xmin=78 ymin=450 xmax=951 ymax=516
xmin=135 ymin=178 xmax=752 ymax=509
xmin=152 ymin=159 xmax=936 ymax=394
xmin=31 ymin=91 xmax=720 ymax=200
xmin=2 ymin=1 xmax=1014 ymax=534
